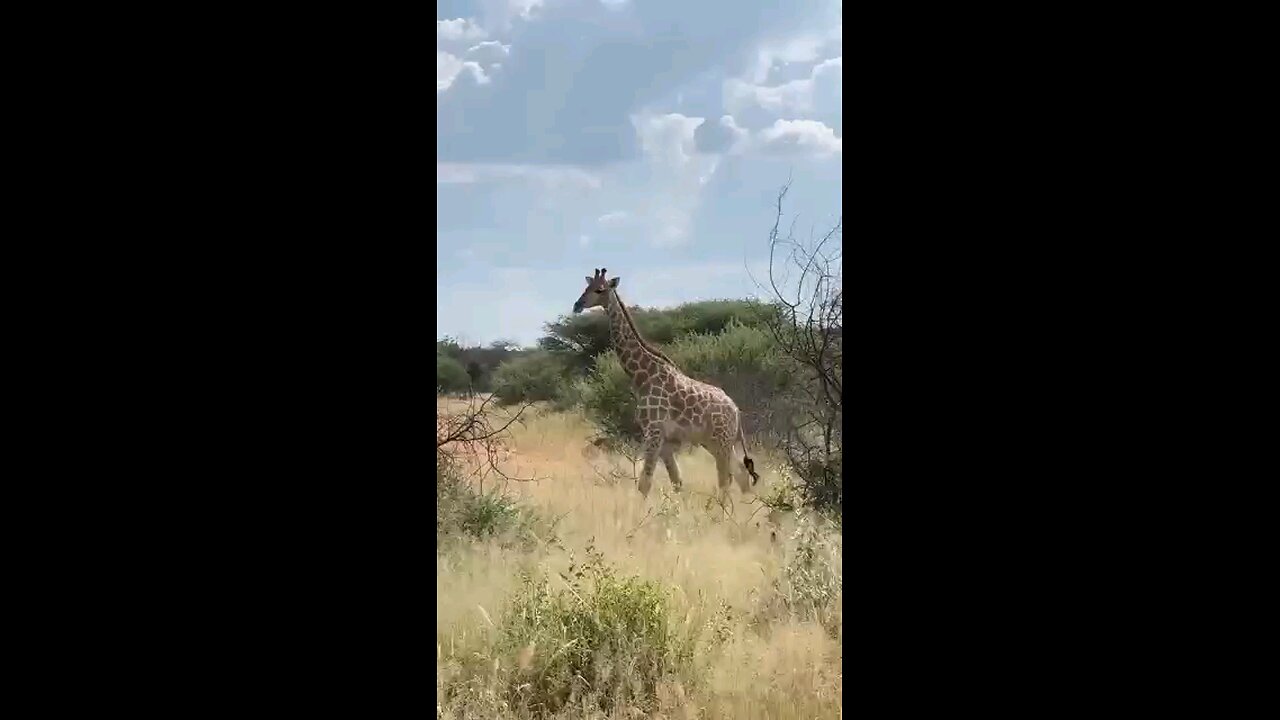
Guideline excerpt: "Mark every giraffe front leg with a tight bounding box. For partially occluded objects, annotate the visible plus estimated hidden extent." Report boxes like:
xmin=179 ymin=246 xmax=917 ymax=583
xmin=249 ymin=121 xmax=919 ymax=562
xmin=638 ymin=430 xmax=663 ymax=497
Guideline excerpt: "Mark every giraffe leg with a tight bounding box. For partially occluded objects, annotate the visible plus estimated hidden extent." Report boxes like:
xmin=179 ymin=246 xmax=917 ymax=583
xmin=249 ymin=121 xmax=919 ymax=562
xmin=660 ymin=440 xmax=683 ymax=492
xmin=638 ymin=429 xmax=663 ymax=497
xmin=712 ymin=447 xmax=733 ymax=498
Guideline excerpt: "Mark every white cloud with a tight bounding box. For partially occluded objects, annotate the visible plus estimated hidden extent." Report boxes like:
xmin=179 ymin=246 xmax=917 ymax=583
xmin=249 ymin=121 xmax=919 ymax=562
xmin=436 ymin=162 xmax=602 ymax=189
xmin=622 ymin=260 xmax=773 ymax=308
xmin=438 ymin=51 xmax=490 ymax=92
xmin=597 ymin=211 xmax=630 ymax=227
xmin=439 ymin=41 xmax=510 ymax=86
xmin=466 ymin=40 xmax=511 ymax=63
xmin=509 ymin=0 xmax=545 ymax=19
xmin=650 ymin=204 xmax=698 ymax=247
xmin=632 ymin=112 xmax=704 ymax=167
xmin=474 ymin=0 xmax=546 ymax=32
xmin=726 ymin=77 xmax=801 ymax=113
xmin=813 ymin=56 xmax=842 ymax=89
xmin=437 ymin=18 xmax=487 ymax=43
xmin=748 ymin=34 xmax=828 ymax=85
xmin=726 ymin=56 xmax=841 ymax=116
xmin=755 ymin=119 xmax=842 ymax=156
xmin=694 ymin=114 xmax=750 ymax=154
xmin=629 ymin=112 xmax=724 ymax=247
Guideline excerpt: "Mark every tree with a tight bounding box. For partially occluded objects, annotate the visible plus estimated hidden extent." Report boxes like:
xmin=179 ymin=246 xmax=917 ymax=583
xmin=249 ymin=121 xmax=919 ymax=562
xmin=753 ymin=180 xmax=843 ymax=516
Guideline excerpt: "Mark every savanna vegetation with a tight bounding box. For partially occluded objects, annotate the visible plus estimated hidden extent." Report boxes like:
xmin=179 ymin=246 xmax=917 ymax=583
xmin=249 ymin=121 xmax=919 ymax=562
xmin=437 ymin=185 xmax=841 ymax=718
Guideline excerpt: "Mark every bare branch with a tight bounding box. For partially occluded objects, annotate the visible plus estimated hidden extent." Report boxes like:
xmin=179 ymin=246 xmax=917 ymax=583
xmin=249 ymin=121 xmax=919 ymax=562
xmin=753 ymin=178 xmax=843 ymax=515
xmin=437 ymin=395 xmax=542 ymax=483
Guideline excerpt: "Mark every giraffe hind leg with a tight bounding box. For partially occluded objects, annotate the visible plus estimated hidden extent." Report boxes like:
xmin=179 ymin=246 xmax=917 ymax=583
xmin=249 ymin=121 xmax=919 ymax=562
xmin=660 ymin=440 xmax=683 ymax=491
xmin=713 ymin=449 xmax=732 ymax=491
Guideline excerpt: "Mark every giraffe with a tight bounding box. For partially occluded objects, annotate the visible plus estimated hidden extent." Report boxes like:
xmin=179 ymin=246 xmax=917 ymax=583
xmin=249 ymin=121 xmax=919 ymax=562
xmin=572 ymin=268 xmax=760 ymax=498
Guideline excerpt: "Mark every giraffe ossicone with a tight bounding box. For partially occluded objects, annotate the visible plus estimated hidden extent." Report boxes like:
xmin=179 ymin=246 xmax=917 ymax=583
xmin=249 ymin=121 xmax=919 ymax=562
xmin=572 ymin=268 xmax=760 ymax=498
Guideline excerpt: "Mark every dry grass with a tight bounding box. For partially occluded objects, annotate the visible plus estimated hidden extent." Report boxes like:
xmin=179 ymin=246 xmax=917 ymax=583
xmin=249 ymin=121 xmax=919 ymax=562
xmin=437 ymin=396 xmax=841 ymax=719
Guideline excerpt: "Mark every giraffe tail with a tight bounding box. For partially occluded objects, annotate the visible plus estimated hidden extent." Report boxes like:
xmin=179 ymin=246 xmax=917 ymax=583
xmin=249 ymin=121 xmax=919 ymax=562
xmin=738 ymin=425 xmax=760 ymax=486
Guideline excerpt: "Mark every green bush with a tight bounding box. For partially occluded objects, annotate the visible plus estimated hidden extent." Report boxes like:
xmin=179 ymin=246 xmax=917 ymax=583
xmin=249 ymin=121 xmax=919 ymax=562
xmin=669 ymin=299 xmax=769 ymax=337
xmin=436 ymin=452 xmax=549 ymax=551
xmin=580 ymin=352 xmax=641 ymax=440
xmin=769 ymin=508 xmax=842 ymax=636
xmin=436 ymin=338 xmax=532 ymax=393
xmin=498 ymin=541 xmax=692 ymax=714
xmin=490 ymin=351 xmax=570 ymax=405
xmin=437 ymin=353 xmax=470 ymax=395
xmin=538 ymin=299 xmax=772 ymax=377
xmin=551 ymin=376 xmax=589 ymax=413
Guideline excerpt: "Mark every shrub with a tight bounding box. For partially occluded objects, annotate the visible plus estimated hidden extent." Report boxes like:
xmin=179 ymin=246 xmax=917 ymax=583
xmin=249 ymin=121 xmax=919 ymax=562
xmin=436 ymin=338 xmax=532 ymax=393
xmin=437 ymin=353 xmax=470 ymax=395
xmin=580 ymin=352 xmax=640 ymax=441
xmin=669 ymin=299 xmax=769 ymax=337
xmin=772 ymin=509 xmax=842 ymax=636
xmin=490 ymin=351 xmax=570 ymax=405
xmin=550 ymin=376 xmax=588 ymax=413
xmin=436 ymin=452 xmax=544 ymax=550
xmin=538 ymin=299 xmax=773 ymax=377
xmin=497 ymin=541 xmax=693 ymax=714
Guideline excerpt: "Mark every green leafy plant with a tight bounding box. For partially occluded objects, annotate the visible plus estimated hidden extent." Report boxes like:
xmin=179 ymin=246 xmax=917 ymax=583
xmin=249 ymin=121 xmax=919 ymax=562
xmin=497 ymin=540 xmax=693 ymax=714
xmin=770 ymin=510 xmax=842 ymax=636
xmin=437 ymin=352 xmax=470 ymax=395
xmin=436 ymin=453 xmax=552 ymax=551
xmin=491 ymin=351 xmax=571 ymax=405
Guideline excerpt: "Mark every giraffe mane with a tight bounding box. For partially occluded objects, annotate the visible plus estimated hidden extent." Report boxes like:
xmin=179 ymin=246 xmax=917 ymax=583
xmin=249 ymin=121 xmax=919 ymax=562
xmin=614 ymin=292 xmax=679 ymax=367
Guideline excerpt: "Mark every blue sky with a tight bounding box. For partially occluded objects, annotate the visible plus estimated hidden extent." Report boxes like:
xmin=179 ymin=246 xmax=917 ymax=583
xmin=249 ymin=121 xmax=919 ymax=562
xmin=437 ymin=0 xmax=842 ymax=347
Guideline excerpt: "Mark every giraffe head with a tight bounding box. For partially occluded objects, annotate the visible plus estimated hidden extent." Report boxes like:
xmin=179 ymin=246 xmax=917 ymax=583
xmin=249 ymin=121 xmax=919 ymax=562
xmin=572 ymin=267 xmax=620 ymax=314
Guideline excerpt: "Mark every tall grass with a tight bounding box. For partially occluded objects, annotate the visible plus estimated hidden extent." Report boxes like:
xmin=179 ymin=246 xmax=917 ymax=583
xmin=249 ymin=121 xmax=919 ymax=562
xmin=437 ymin=399 xmax=841 ymax=719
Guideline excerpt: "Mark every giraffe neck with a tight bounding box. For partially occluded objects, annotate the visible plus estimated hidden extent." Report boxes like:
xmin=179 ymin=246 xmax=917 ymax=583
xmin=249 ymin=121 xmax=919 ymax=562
xmin=604 ymin=291 xmax=673 ymax=382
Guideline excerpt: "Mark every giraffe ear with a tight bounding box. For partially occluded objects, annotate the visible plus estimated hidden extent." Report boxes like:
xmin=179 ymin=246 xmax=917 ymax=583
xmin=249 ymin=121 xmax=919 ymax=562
xmin=585 ymin=276 xmax=594 ymax=285
xmin=608 ymin=277 xmax=620 ymax=288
